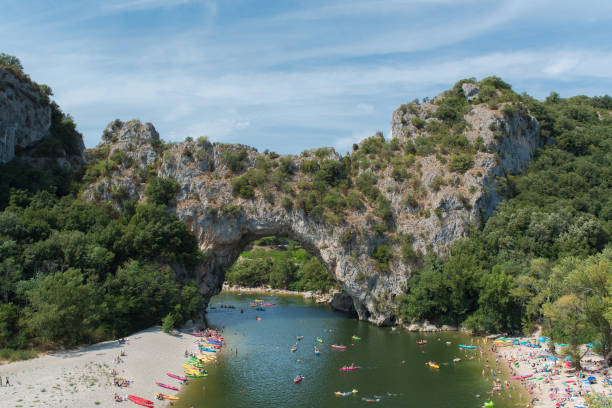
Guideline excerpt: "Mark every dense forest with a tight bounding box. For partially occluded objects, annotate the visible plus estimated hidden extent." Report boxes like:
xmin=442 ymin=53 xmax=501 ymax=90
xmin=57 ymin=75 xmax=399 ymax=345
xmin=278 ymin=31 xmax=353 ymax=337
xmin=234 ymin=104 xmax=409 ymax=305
xmin=225 ymin=236 xmax=337 ymax=292
xmin=0 ymin=55 xmax=206 ymax=361
xmin=0 ymin=53 xmax=610 ymax=365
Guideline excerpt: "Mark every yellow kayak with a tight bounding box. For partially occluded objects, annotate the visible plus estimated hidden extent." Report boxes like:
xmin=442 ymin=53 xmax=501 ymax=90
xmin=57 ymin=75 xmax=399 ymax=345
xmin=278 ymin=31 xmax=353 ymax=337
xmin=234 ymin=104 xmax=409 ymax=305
xmin=427 ymin=361 xmax=440 ymax=369
xmin=156 ymin=393 xmax=179 ymax=401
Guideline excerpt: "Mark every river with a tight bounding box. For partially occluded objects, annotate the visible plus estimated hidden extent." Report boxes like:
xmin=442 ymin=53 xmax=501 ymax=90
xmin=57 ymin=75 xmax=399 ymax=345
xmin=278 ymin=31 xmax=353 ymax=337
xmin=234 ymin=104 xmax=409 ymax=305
xmin=176 ymin=292 xmax=521 ymax=408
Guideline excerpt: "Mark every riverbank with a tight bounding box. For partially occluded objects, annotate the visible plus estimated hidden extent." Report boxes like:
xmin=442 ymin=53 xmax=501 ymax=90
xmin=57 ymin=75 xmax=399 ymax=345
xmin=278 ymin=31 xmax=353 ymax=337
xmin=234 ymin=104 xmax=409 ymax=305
xmin=221 ymin=283 xmax=336 ymax=304
xmin=0 ymin=326 xmax=199 ymax=407
xmin=490 ymin=338 xmax=611 ymax=407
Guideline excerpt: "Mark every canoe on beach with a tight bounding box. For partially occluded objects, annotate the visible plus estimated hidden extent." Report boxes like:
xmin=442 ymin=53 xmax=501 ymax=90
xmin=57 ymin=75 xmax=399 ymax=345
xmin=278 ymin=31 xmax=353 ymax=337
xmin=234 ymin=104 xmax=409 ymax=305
xmin=156 ymin=382 xmax=179 ymax=391
xmin=128 ymin=395 xmax=155 ymax=407
xmin=167 ymin=373 xmax=187 ymax=381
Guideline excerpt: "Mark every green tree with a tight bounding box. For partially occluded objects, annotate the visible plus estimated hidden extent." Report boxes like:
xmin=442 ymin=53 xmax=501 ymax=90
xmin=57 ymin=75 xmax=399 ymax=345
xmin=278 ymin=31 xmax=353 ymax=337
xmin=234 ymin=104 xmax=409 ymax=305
xmin=25 ymin=268 xmax=100 ymax=346
xmin=144 ymin=177 xmax=180 ymax=205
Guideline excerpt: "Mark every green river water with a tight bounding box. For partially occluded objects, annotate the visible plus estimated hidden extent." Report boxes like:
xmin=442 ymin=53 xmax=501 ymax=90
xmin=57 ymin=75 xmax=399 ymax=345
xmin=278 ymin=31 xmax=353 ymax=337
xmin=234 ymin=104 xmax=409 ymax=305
xmin=176 ymin=292 xmax=522 ymax=408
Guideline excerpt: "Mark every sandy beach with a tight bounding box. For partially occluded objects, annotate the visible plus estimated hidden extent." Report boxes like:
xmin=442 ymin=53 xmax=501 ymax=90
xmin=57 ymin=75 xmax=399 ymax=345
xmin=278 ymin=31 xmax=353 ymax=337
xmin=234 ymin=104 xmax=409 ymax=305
xmin=491 ymin=339 xmax=611 ymax=407
xmin=0 ymin=326 xmax=203 ymax=407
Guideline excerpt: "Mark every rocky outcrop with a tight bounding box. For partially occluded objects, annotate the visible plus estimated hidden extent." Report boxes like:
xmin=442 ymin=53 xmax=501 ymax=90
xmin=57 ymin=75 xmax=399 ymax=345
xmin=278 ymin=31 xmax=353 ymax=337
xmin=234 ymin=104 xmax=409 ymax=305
xmin=83 ymin=87 xmax=542 ymax=326
xmin=0 ymin=68 xmax=52 ymax=163
xmin=0 ymin=67 xmax=85 ymax=166
xmin=331 ymin=291 xmax=357 ymax=314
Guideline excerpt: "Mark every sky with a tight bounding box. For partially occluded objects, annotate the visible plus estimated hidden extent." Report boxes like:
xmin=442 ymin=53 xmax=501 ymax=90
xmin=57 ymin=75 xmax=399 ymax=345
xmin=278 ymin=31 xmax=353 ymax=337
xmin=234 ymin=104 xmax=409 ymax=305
xmin=2 ymin=0 xmax=612 ymax=154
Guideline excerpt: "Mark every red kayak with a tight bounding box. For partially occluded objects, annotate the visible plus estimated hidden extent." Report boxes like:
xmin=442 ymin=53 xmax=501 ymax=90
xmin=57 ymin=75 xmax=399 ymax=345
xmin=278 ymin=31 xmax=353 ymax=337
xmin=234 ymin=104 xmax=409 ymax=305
xmin=167 ymin=373 xmax=187 ymax=381
xmin=294 ymin=375 xmax=304 ymax=384
xmin=156 ymin=382 xmax=179 ymax=391
xmin=338 ymin=365 xmax=360 ymax=371
xmin=128 ymin=395 xmax=154 ymax=407
xmin=331 ymin=345 xmax=347 ymax=350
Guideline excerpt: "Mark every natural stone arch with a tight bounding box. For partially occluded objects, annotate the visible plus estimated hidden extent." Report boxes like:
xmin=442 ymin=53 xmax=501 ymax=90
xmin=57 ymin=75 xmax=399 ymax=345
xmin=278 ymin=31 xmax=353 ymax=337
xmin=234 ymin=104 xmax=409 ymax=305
xmin=84 ymin=96 xmax=542 ymax=325
xmin=184 ymin=205 xmax=387 ymax=323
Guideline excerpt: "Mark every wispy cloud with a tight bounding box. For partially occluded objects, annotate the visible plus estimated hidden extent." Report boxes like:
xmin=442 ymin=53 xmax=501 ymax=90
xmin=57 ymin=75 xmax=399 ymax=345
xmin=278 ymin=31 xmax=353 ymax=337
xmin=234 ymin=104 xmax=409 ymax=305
xmin=3 ymin=0 xmax=612 ymax=153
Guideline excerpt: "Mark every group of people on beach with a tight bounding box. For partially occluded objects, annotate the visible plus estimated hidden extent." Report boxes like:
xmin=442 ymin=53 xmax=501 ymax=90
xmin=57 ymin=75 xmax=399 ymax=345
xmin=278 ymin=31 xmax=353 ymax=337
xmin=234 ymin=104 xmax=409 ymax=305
xmin=493 ymin=339 xmax=611 ymax=407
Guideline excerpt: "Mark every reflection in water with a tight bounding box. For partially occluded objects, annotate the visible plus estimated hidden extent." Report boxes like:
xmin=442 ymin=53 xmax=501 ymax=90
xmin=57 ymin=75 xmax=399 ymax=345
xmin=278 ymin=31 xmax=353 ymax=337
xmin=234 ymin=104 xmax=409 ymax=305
xmin=177 ymin=293 xmax=517 ymax=408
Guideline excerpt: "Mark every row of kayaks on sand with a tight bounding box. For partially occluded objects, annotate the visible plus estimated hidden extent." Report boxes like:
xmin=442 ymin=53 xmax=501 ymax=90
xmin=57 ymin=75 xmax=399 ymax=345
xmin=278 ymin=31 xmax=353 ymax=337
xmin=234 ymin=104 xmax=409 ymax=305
xmin=129 ymin=330 xmax=224 ymax=407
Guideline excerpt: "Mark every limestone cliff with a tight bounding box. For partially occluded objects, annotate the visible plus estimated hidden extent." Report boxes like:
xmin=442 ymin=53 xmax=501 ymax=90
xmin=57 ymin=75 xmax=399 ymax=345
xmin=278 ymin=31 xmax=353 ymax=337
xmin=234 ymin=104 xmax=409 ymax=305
xmin=0 ymin=67 xmax=85 ymax=166
xmin=83 ymin=83 xmax=542 ymax=325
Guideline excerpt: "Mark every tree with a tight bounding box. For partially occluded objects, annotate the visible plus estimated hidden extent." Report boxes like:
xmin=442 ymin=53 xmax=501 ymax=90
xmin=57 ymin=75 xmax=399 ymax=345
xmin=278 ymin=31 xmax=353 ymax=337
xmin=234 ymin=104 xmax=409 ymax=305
xmin=0 ymin=53 xmax=23 ymax=71
xmin=162 ymin=313 xmax=176 ymax=333
xmin=25 ymin=268 xmax=100 ymax=346
xmin=144 ymin=177 xmax=180 ymax=206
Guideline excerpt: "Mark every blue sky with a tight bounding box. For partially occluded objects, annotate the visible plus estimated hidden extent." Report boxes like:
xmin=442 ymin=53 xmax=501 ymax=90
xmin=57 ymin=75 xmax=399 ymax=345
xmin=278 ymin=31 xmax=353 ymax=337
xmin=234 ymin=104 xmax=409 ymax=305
xmin=3 ymin=0 xmax=612 ymax=153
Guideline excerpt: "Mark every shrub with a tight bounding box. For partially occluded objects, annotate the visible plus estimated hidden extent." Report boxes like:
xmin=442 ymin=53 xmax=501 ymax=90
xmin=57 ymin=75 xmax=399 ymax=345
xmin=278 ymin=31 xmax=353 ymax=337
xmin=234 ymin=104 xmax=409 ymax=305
xmin=144 ymin=177 xmax=180 ymax=205
xmin=401 ymin=242 xmax=418 ymax=263
xmin=231 ymin=176 xmax=255 ymax=199
xmin=411 ymin=117 xmax=426 ymax=129
xmin=372 ymin=244 xmax=391 ymax=264
xmin=339 ymin=229 xmax=354 ymax=246
xmin=391 ymin=166 xmax=407 ymax=181
xmin=222 ymin=149 xmax=248 ymax=172
xmin=315 ymin=160 xmax=347 ymax=187
xmin=278 ymin=157 xmax=295 ymax=176
xmin=429 ymin=176 xmax=446 ymax=192
xmin=301 ymin=160 xmax=319 ymax=174
xmin=347 ymin=192 xmax=365 ymax=210
xmin=449 ymin=154 xmax=473 ymax=173
xmin=281 ymin=197 xmax=293 ymax=211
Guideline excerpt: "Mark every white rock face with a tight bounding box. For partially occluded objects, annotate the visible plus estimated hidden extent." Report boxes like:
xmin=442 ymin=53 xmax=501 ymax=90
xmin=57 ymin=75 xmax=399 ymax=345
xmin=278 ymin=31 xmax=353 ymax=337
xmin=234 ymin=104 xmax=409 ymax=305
xmin=0 ymin=68 xmax=52 ymax=163
xmin=84 ymin=94 xmax=541 ymax=326
xmin=462 ymin=83 xmax=480 ymax=101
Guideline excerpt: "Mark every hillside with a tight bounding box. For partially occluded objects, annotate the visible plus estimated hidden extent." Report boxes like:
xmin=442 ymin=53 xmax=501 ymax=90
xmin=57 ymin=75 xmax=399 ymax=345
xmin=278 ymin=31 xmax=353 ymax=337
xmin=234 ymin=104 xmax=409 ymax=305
xmin=81 ymin=78 xmax=543 ymax=326
xmin=1 ymin=55 xmax=610 ymax=364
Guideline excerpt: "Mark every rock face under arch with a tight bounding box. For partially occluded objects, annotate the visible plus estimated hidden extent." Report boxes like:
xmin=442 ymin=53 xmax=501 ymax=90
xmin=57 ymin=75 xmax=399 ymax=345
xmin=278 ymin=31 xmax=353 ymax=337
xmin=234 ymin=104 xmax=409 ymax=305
xmin=84 ymin=93 xmax=542 ymax=325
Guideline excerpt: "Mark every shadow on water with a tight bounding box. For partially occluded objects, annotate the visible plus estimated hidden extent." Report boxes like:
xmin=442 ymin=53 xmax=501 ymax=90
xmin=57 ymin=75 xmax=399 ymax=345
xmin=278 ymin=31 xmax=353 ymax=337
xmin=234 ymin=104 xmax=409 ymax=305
xmin=176 ymin=292 xmax=517 ymax=408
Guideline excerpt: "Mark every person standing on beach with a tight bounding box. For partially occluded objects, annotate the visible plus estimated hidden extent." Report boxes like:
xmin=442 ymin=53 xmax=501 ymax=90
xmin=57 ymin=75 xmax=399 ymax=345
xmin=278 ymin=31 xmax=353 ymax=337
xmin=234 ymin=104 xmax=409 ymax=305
xmin=5 ymin=377 xmax=8 ymax=386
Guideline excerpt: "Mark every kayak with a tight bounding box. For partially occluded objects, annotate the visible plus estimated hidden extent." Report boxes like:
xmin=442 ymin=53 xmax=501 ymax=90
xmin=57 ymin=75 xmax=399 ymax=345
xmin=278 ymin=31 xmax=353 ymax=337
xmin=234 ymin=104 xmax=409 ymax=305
xmin=335 ymin=389 xmax=358 ymax=397
xmin=262 ymin=303 xmax=275 ymax=306
xmin=417 ymin=340 xmax=428 ymax=345
xmin=331 ymin=345 xmax=347 ymax=350
xmin=458 ymin=344 xmax=476 ymax=349
xmin=294 ymin=375 xmax=304 ymax=384
xmin=352 ymin=336 xmax=361 ymax=342
xmin=128 ymin=395 xmax=155 ymax=407
xmin=427 ymin=361 xmax=440 ymax=369
xmin=167 ymin=373 xmax=187 ymax=381
xmin=155 ymin=393 xmax=179 ymax=401
xmin=156 ymin=382 xmax=179 ymax=391
xmin=484 ymin=402 xmax=494 ymax=407
xmin=339 ymin=365 xmax=360 ymax=371
xmin=511 ymin=374 xmax=533 ymax=380
xmin=186 ymin=372 xmax=208 ymax=378
xmin=317 ymin=337 xmax=323 ymax=343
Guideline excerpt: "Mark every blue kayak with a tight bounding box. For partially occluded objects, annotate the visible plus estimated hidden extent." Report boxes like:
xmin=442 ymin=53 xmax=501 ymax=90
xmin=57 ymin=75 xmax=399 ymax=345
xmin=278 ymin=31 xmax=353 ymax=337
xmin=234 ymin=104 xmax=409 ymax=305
xmin=458 ymin=344 xmax=477 ymax=349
